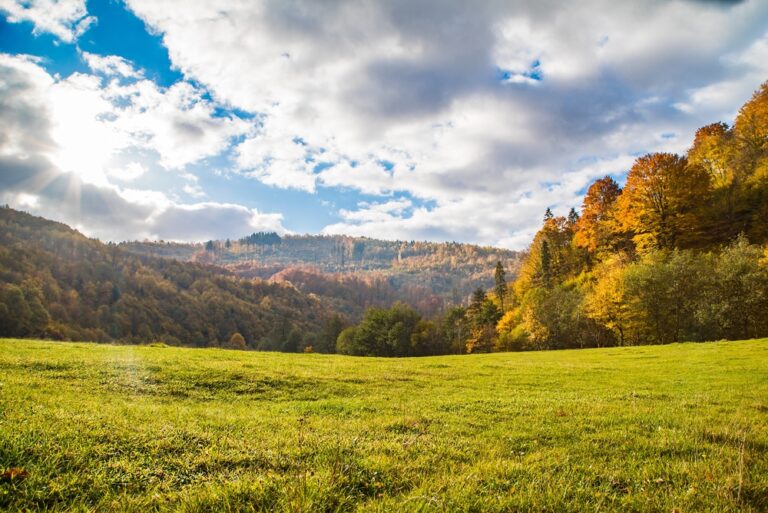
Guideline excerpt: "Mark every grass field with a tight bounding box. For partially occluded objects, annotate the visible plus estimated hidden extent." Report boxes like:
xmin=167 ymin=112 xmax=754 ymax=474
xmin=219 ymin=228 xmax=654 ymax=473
xmin=0 ymin=339 xmax=767 ymax=512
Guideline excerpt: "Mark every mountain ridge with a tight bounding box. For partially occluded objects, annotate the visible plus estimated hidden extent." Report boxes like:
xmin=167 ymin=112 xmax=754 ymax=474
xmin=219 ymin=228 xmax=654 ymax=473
xmin=120 ymin=233 xmax=523 ymax=315
xmin=0 ymin=207 xmax=517 ymax=349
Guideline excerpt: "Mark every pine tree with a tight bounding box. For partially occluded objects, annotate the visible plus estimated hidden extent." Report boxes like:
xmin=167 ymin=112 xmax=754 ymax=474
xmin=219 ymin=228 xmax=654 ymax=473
xmin=567 ymin=208 xmax=579 ymax=226
xmin=540 ymin=239 xmax=552 ymax=287
xmin=494 ymin=261 xmax=507 ymax=311
xmin=469 ymin=288 xmax=486 ymax=313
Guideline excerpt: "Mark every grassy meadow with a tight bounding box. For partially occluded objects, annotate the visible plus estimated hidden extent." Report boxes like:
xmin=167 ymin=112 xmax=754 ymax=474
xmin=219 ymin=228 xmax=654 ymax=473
xmin=0 ymin=339 xmax=767 ymax=512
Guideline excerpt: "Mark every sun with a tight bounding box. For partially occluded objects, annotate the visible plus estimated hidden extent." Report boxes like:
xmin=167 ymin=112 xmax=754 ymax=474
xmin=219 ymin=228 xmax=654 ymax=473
xmin=46 ymin=73 xmax=128 ymax=187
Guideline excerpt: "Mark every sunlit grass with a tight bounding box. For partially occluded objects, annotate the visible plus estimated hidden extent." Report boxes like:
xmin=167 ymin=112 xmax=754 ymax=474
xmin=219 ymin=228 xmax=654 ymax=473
xmin=1 ymin=338 xmax=767 ymax=512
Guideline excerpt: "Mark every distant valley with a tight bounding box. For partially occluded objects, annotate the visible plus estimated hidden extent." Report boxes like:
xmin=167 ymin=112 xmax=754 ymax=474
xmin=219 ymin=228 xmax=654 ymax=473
xmin=0 ymin=207 xmax=521 ymax=350
xmin=121 ymin=234 xmax=523 ymax=319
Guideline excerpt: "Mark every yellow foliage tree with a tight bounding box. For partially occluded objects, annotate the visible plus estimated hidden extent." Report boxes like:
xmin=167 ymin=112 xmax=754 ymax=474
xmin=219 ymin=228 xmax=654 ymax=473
xmin=734 ymin=81 xmax=768 ymax=158
xmin=584 ymin=255 xmax=632 ymax=345
xmin=573 ymin=176 xmax=623 ymax=255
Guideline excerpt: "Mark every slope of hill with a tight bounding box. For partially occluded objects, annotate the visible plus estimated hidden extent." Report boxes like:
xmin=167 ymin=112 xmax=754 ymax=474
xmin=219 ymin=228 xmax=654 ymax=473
xmin=121 ymin=234 xmax=524 ymax=315
xmin=0 ymin=207 xmax=335 ymax=348
xmin=1 ymin=338 xmax=766 ymax=511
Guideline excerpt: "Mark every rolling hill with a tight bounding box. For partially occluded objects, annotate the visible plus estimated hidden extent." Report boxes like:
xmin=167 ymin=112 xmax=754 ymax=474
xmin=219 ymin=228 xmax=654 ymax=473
xmin=120 ymin=234 xmax=524 ymax=317
xmin=0 ymin=207 xmax=335 ymax=348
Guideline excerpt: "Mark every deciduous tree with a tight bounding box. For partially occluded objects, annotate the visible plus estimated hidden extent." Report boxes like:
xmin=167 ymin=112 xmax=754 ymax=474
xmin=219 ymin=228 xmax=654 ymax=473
xmin=616 ymin=153 xmax=711 ymax=252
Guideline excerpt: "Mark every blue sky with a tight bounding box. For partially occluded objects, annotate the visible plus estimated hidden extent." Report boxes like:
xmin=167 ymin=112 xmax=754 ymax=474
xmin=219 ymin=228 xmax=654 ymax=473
xmin=1 ymin=0 xmax=767 ymax=247
xmin=0 ymin=0 xmax=396 ymax=235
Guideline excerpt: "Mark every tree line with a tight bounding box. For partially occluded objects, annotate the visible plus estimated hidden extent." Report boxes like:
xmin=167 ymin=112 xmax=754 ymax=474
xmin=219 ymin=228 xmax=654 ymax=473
xmin=2 ymin=82 xmax=766 ymax=356
xmin=492 ymin=82 xmax=768 ymax=350
xmin=0 ymin=208 xmax=334 ymax=348
xmin=335 ymin=82 xmax=768 ymax=355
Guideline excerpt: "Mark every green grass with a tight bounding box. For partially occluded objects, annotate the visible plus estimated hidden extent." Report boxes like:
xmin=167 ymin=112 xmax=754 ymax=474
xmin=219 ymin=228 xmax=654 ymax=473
xmin=1 ymin=339 xmax=767 ymax=512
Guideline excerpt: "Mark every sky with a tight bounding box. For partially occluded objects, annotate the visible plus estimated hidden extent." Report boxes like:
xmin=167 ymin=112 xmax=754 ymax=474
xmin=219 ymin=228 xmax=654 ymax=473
xmin=0 ymin=0 xmax=767 ymax=249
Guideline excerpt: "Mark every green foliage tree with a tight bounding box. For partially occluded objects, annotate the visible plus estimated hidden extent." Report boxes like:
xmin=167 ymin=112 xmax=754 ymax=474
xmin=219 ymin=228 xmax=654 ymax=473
xmin=494 ymin=261 xmax=507 ymax=311
xmin=335 ymin=327 xmax=360 ymax=355
xmin=621 ymin=250 xmax=710 ymax=344
xmin=335 ymin=303 xmax=423 ymax=357
xmin=567 ymin=207 xmax=579 ymax=226
xmin=441 ymin=306 xmax=469 ymax=354
xmin=318 ymin=314 xmax=347 ymax=353
xmin=465 ymin=288 xmax=501 ymax=353
xmin=282 ymin=327 xmax=304 ymax=353
xmin=0 ymin=284 xmax=33 ymax=337
xmin=700 ymin=236 xmax=768 ymax=340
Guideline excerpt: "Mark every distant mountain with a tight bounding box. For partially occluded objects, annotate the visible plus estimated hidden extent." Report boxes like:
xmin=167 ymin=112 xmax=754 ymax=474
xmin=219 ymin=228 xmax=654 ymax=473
xmin=121 ymin=234 xmax=524 ymax=317
xmin=0 ymin=207 xmax=338 ymax=350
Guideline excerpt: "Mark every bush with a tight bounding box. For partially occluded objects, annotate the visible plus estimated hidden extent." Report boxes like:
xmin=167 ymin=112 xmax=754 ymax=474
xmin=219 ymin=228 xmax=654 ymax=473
xmin=227 ymin=332 xmax=247 ymax=350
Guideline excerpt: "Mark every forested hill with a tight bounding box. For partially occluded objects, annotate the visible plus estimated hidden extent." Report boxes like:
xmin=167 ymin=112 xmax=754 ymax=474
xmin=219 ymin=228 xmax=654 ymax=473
xmin=0 ymin=207 xmax=339 ymax=350
xmin=121 ymin=234 xmax=524 ymax=315
xmin=492 ymin=81 xmax=768 ymax=352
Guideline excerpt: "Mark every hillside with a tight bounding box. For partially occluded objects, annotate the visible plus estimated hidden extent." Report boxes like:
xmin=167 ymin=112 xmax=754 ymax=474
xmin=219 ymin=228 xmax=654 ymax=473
xmin=120 ymin=234 xmax=524 ymax=315
xmin=0 ymin=207 xmax=336 ymax=349
xmin=1 ymin=338 xmax=766 ymax=512
xmin=441 ymin=82 xmax=768 ymax=354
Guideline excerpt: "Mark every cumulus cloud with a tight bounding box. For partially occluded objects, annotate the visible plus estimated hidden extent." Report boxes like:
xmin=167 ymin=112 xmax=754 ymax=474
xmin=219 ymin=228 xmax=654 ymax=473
xmin=150 ymin=203 xmax=286 ymax=241
xmin=235 ymin=127 xmax=318 ymax=193
xmin=4 ymin=1 xmax=768 ymax=248
xmin=0 ymin=50 xmax=254 ymax=190
xmin=81 ymin=52 xmax=142 ymax=79
xmin=0 ymin=0 xmax=94 ymax=42
xmin=108 ymin=162 xmax=147 ymax=182
xmin=0 ymin=53 xmax=287 ymax=242
xmin=118 ymin=0 xmax=768 ymax=248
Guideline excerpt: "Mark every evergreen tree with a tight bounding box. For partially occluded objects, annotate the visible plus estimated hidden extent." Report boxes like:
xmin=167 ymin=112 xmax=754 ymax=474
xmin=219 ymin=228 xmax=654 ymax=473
xmin=539 ymin=240 xmax=552 ymax=287
xmin=494 ymin=261 xmax=507 ymax=311
xmin=469 ymin=288 xmax=486 ymax=314
xmin=567 ymin=208 xmax=580 ymax=226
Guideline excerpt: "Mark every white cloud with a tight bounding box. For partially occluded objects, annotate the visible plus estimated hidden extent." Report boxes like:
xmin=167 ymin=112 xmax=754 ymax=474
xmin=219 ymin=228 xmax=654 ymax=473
xmin=675 ymin=32 xmax=768 ymax=119
xmin=182 ymin=182 xmax=206 ymax=198
xmin=0 ymin=0 xmax=94 ymax=42
xmin=318 ymin=159 xmax=396 ymax=196
xmin=5 ymin=1 xmax=768 ymax=249
xmin=81 ymin=52 xmax=141 ymax=79
xmin=3 ymin=51 xmax=258 ymax=188
xmin=150 ymin=202 xmax=286 ymax=241
xmin=119 ymin=0 xmax=768 ymax=248
xmin=235 ymin=127 xmax=318 ymax=192
xmin=108 ymin=162 xmax=147 ymax=182
xmin=0 ymin=52 xmax=288 ymax=242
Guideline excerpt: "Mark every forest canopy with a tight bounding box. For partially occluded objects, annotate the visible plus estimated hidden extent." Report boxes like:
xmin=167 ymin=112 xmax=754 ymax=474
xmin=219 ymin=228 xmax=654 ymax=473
xmin=337 ymin=81 xmax=768 ymax=355
xmin=1 ymin=82 xmax=767 ymax=356
xmin=0 ymin=208 xmax=335 ymax=349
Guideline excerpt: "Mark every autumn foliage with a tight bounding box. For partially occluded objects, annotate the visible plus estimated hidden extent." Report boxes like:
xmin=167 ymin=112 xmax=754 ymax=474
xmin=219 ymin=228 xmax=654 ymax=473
xmin=2 ymin=82 xmax=768 ymax=355
xmin=491 ymin=81 xmax=768 ymax=350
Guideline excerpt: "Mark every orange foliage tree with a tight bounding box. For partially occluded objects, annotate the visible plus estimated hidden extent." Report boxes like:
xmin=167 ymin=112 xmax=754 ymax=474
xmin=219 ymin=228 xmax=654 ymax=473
xmin=573 ymin=176 xmax=623 ymax=255
xmin=616 ymin=153 xmax=711 ymax=252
